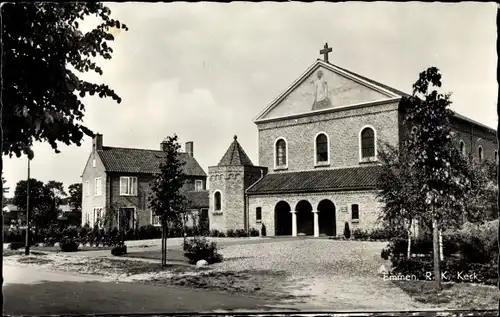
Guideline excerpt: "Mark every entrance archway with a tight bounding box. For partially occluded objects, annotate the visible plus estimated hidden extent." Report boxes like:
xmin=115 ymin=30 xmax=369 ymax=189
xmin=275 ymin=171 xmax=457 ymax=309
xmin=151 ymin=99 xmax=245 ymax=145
xmin=295 ymin=200 xmax=313 ymax=235
xmin=317 ymin=199 xmax=336 ymax=236
xmin=274 ymin=201 xmax=292 ymax=236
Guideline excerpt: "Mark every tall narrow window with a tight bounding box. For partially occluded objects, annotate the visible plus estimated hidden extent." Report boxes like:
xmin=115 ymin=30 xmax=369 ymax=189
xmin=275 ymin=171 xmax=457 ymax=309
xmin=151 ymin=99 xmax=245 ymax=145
xmin=478 ymin=146 xmax=483 ymax=162
xmin=315 ymin=133 xmax=329 ymax=163
xmin=351 ymin=204 xmax=359 ymax=221
xmin=459 ymin=140 xmax=465 ymax=155
xmin=256 ymin=207 xmax=262 ymax=223
xmin=361 ymin=127 xmax=375 ymax=158
xmin=275 ymin=139 xmax=287 ymax=167
xmin=94 ymin=178 xmax=102 ymax=196
xmin=214 ymin=191 xmax=221 ymax=212
xmin=85 ymin=181 xmax=90 ymax=196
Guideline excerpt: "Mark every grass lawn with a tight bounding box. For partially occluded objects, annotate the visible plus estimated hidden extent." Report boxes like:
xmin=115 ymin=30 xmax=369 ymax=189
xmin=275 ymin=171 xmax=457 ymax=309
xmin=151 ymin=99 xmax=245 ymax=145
xmin=393 ymin=280 xmax=499 ymax=309
xmin=126 ymin=248 xmax=187 ymax=262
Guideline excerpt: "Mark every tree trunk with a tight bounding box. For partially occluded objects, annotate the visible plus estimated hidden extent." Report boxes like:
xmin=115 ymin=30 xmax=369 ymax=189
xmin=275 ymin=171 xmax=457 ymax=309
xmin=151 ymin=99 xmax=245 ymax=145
xmin=161 ymin=217 xmax=167 ymax=267
xmin=432 ymin=213 xmax=442 ymax=291
xmin=407 ymin=218 xmax=412 ymax=259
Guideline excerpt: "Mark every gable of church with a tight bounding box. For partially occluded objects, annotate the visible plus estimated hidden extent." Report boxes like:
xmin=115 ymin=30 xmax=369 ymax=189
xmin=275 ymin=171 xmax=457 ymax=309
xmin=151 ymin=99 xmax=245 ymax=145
xmin=256 ymin=61 xmax=401 ymax=121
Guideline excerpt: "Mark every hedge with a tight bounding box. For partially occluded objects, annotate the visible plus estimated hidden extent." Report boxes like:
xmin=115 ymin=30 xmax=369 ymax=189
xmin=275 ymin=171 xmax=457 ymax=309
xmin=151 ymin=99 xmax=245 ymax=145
xmin=3 ymin=224 xmax=262 ymax=246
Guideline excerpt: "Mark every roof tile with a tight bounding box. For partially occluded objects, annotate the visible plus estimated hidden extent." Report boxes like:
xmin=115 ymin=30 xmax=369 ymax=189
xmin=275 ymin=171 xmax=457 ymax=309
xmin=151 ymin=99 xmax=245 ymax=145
xmin=218 ymin=136 xmax=254 ymax=166
xmin=98 ymin=147 xmax=206 ymax=177
xmin=246 ymin=165 xmax=382 ymax=194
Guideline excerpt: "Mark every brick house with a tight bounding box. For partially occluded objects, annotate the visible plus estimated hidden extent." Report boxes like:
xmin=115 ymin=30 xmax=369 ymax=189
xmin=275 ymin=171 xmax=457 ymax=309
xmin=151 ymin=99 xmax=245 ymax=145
xmin=209 ymin=47 xmax=497 ymax=237
xmin=81 ymin=135 xmax=209 ymax=230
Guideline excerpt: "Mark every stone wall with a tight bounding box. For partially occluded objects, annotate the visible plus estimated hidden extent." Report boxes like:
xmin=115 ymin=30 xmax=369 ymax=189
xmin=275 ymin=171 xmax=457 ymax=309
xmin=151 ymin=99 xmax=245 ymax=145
xmin=247 ymin=190 xmax=383 ymax=237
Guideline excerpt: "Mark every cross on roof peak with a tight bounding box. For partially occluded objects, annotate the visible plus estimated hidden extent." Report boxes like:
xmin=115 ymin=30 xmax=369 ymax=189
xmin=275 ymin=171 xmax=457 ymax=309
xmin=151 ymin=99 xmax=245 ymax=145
xmin=320 ymin=42 xmax=332 ymax=63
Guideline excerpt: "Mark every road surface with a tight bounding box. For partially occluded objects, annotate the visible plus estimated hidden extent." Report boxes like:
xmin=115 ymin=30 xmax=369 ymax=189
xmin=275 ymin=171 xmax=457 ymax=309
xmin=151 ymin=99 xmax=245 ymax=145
xmin=3 ymin=264 xmax=296 ymax=315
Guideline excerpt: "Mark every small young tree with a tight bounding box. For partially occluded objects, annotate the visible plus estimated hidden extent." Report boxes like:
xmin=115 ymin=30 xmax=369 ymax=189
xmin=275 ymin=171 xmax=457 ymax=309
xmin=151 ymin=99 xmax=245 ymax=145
xmin=149 ymin=135 xmax=186 ymax=267
xmin=377 ymin=141 xmax=427 ymax=258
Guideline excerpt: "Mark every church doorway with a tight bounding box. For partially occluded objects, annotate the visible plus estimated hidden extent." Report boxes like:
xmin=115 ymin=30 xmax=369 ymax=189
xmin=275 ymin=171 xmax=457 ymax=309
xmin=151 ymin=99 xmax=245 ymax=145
xmin=274 ymin=201 xmax=292 ymax=236
xmin=317 ymin=199 xmax=336 ymax=236
xmin=295 ymin=200 xmax=314 ymax=235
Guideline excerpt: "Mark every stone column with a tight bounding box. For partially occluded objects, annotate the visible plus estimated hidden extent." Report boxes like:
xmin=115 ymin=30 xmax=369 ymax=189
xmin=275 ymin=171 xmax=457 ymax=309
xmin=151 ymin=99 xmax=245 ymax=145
xmin=313 ymin=210 xmax=319 ymax=238
xmin=291 ymin=210 xmax=297 ymax=237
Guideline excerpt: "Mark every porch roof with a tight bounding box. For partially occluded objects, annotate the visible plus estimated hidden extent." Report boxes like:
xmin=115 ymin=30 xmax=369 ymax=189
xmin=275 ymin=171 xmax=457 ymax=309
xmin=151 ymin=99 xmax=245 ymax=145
xmin=246 ymin=165 xmax=382 ymax=195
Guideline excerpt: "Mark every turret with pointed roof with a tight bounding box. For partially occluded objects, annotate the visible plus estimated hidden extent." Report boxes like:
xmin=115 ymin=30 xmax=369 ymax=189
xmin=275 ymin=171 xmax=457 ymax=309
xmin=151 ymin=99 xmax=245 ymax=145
xmin=218 ymin=135 xmax=254 ymax=166
xmin=208 ymin=135 xmax=268 ymax=233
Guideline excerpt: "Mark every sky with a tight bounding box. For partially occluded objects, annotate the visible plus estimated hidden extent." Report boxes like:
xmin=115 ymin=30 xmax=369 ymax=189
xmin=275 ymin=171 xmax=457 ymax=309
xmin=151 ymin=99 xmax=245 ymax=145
xmin=3 ymin=2 xmax=498 ymax=197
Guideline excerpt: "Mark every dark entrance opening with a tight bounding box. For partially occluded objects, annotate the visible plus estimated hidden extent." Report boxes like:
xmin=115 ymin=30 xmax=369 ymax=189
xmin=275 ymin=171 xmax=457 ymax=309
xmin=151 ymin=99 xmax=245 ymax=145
xmin=318 ymin=199 xmax=336 ymax=236
xmin=275 ymin=201 xmax=292 ymax=236
xmin=119 ymin=208 xmax=136 ymax=230
xmin=295 ymin=200 xmax=313 ymax=235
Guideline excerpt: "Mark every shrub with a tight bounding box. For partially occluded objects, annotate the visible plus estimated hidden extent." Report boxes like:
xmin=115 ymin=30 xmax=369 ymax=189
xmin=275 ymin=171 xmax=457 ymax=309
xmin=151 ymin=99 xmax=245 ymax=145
xmin=183 ymin=236 xmax=223 ymax=264
xmin=8 ymin=242 xmax=25 ymax=250
xmin=226 ymin=229 xmax=236 ymax=237
xmin=234 ymin=229 xmax=247 ymax=237
xmin=60 ymin=238 xmax=79 ymax=252
xmin=352 ymin=228 xmax=369 ymax=240
xmin=261 ymin=224 xmax=267 ymax=237
xmin=249 ymin=227 xmax=260 ymax=237
xmin=209 ymin=229 xmax=226 ymax=237
xmin=343 ymin=222 xmax=351 ymax=239
xmin=111 ymin=244 xmax=127 ymax=256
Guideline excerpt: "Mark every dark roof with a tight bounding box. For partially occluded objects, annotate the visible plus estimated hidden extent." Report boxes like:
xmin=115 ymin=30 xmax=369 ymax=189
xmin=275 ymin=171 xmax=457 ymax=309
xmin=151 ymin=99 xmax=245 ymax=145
xmin=327 ymin=60 xmax=496 ymax=133
xmin=218 ymin=136 xmax=254 ymax=166
xmin=98 ymin=147 xmax=206 ymax=177
xmin=246 ymin=165 xmax=383 ymax=195
xmin=185 ymin=190 xmax=209 ymax=209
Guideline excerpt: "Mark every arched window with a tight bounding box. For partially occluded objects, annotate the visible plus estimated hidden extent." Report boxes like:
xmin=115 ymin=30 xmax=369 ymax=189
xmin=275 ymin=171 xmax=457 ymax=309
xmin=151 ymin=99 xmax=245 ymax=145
xmin=275 ymin=138 xmax=287 ymax=167
xmin=478 ymin=146 xmax=483 ymax=162
xmin=459 ymin=140 xmax=465 ymax=155
xmin=360 ymin=127 xmax=375 ymax=158
xmin=214 ymin=191 xmax=221 ymax=211
xmin=315 ymin=133 xmax=329 ymax=163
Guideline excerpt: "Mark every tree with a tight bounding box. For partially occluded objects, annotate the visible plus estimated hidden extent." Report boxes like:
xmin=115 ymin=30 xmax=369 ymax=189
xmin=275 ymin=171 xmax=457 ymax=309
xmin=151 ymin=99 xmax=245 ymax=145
xmin=68 ymin=183 xmax=83 ymax=212
xmin=45 ymin=180 xmax=67 ymax=218
xmin=377 ymin=141 xmax=427 ymax=258
xmin=399 ymin=67 xmax=473 ymax=290
xmin=1 ymin=3 xmax=128 ymax=160
xmin=13 ymin=178 xmax=47 ymax=227
xmin=149 ymin=135 xmax=186 ymax=267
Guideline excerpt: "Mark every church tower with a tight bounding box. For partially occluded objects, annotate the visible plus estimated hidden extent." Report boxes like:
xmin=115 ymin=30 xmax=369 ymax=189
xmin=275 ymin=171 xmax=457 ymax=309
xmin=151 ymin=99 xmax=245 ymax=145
xmin=208 ymin=136 xmax=267 ymax=233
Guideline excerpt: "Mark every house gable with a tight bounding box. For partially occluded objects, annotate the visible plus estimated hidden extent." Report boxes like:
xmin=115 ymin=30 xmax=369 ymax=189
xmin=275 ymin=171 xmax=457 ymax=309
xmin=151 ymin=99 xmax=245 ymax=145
xmin=255 ymin=60 xmax=401 ymax=122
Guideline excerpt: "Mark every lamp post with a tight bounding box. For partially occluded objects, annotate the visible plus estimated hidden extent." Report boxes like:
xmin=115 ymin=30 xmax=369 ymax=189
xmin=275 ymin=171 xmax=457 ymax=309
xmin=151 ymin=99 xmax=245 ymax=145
xmin=25 ymin=158 xmax=31 ymax=255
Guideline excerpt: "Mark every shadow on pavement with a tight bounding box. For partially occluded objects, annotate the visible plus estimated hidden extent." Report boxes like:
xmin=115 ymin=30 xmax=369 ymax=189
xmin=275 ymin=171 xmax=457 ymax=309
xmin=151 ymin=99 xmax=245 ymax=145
xmin=3 ymin=280 xmax=289 ymax=315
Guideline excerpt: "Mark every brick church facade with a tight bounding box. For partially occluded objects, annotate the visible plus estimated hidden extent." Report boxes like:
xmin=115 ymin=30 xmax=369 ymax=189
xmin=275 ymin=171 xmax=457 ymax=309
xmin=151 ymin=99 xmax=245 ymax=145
xmin=208 ymin=45 xmax=497 ymax=237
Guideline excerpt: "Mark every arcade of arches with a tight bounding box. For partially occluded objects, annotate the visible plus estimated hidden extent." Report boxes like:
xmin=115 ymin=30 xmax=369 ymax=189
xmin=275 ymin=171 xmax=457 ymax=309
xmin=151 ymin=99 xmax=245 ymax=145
xmin=274 ymin=199 xmax=336 ymax=237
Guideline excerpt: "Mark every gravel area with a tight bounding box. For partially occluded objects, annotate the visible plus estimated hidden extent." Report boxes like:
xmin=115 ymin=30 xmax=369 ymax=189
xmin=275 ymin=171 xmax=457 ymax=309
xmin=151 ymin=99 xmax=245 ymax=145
xmin=211 ymin=239 xmax=437 ymax=310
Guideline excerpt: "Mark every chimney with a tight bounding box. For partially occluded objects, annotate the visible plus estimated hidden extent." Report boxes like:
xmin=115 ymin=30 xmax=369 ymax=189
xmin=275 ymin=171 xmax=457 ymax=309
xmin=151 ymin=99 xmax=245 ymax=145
xmin=93 ymin=134 xmax=103 ymax=152
xmin=185 ymin=141 xmax=193 ymax=157
xmin=160 ymin=140 xmax=168 ymax=151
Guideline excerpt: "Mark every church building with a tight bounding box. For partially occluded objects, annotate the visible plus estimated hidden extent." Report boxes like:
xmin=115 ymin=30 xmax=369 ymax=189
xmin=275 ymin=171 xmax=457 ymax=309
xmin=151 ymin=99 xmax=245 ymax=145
xmin=208 ymin=43 xmax=498 ymax=237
